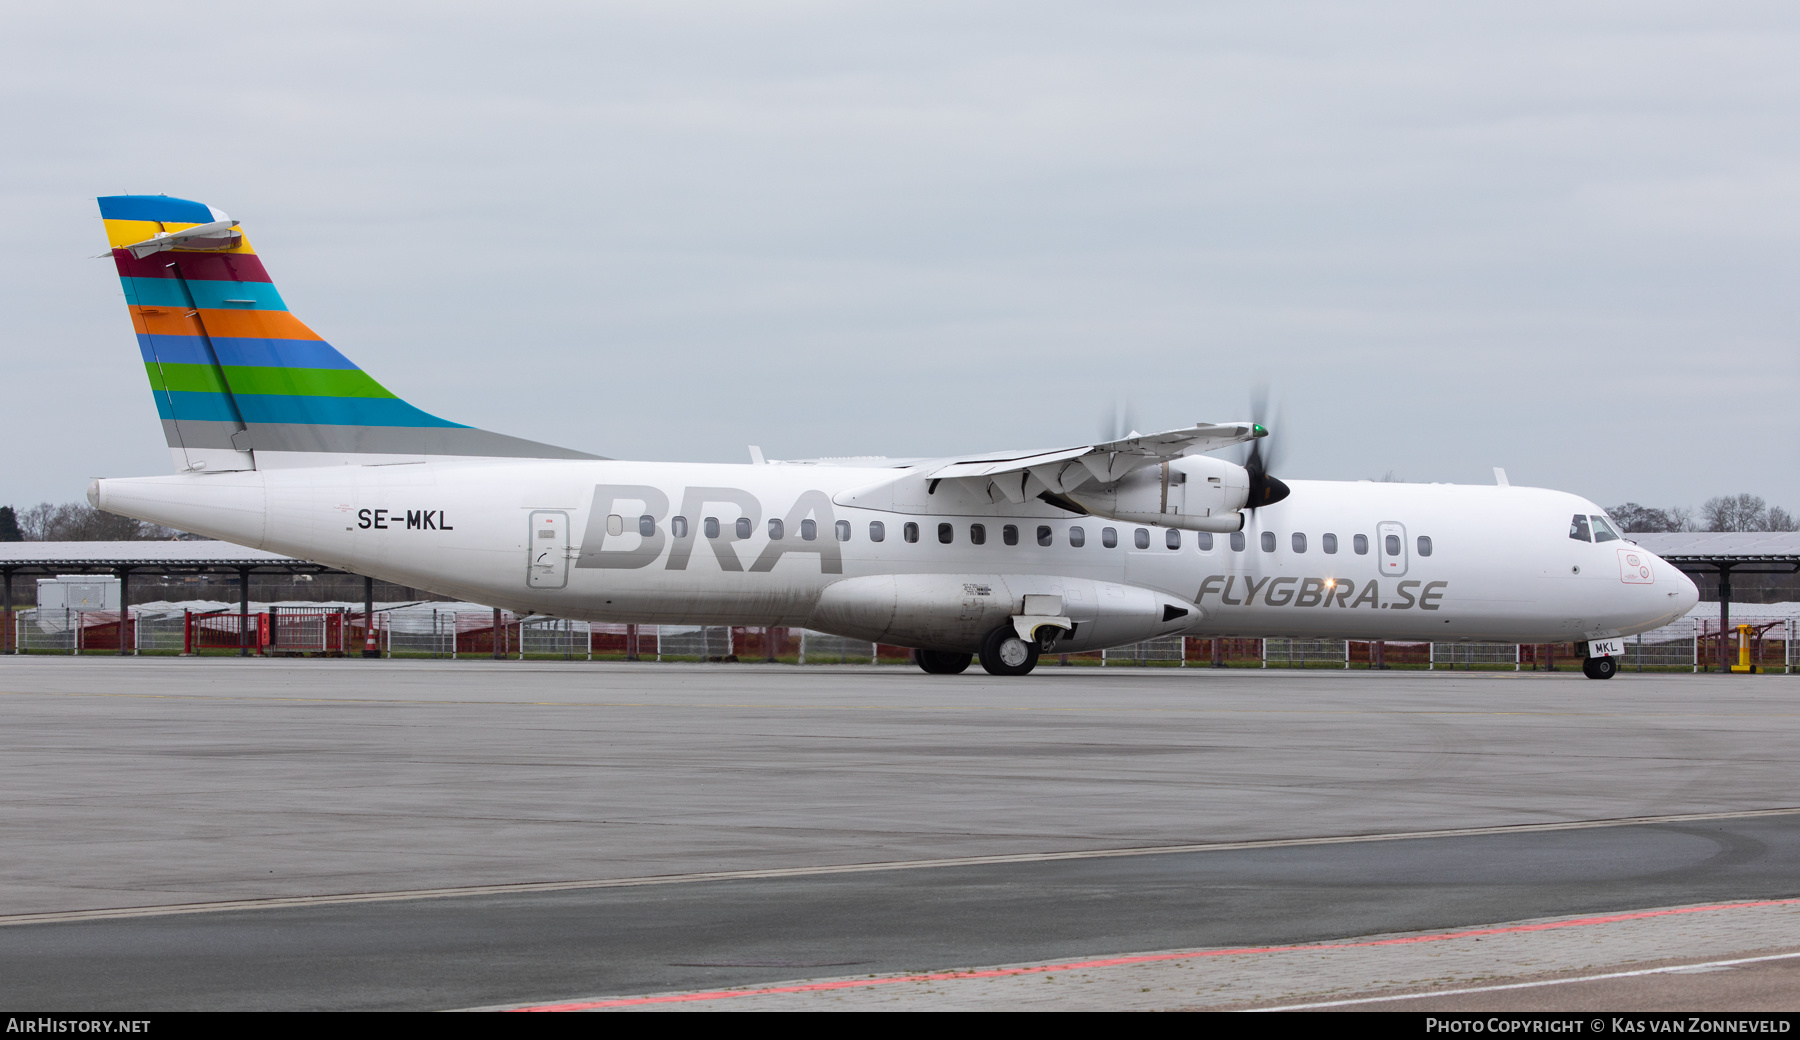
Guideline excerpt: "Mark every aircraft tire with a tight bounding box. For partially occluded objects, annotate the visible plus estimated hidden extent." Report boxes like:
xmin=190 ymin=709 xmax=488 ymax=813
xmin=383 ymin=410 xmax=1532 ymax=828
xmin=914 ymin=648 xmax=973 ymax=675
xmin=1582 ymin=655 xmax=1617 ymax=680
xmin=979 ymin=626 xmax=1040 ymax=677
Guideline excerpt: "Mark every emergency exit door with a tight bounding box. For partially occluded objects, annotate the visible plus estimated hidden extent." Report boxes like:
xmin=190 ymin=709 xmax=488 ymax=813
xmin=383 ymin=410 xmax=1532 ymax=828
xmin=527 ymin=510 xmax=570 ymax=588
xmin=1377 ymin=520 xmax=1408 ymax=577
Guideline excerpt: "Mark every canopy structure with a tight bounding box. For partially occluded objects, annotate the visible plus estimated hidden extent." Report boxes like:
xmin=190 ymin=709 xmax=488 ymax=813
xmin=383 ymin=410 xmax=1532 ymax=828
xmin=1631 ymin=533 xmax=1800 ymax=672
xmin=0 ymin=541 xmax=361 ymax=657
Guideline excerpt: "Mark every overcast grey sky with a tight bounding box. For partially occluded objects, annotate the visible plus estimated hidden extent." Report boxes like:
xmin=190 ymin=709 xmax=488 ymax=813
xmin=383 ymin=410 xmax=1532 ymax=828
xmin=4 ymin=1 xmax=1796 ymax=511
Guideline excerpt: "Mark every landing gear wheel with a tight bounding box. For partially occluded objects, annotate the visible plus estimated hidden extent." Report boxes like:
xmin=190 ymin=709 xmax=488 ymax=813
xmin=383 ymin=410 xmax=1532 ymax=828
xmin=1582 ymin=654 xmax=1617 ymax=680
xmin=913 ymin=648 xmax=972 ymax=675
xmin=979 ymin=626 xmax=1040 ymax=677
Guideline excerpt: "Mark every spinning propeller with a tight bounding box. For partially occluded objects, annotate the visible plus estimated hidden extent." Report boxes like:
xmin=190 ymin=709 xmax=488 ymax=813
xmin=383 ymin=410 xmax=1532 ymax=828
xmin=1242 ymin=388 xmax=1290 ymax=509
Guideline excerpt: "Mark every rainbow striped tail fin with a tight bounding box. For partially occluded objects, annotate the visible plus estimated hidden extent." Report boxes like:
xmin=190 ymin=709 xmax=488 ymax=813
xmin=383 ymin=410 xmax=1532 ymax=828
xmin=99 ymin=195 xmax=596 ymax=472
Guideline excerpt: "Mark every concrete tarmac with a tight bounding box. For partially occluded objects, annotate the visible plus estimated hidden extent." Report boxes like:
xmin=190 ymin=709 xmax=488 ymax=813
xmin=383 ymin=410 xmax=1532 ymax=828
xmin=1 ymin=659 xmax=1796 ymax=1009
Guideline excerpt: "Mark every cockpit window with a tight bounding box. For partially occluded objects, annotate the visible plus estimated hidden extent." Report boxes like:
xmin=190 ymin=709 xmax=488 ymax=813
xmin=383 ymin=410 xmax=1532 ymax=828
xmin=1569 ymin=514 xmax=1591 ymax=542
xmin=1589 ymin=515 xmax=1620 ymax=543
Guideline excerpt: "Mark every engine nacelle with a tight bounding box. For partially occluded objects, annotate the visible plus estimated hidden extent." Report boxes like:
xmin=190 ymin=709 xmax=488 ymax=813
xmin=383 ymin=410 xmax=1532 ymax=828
xmin=1065 ymin=454 xmax=1248 ymax=532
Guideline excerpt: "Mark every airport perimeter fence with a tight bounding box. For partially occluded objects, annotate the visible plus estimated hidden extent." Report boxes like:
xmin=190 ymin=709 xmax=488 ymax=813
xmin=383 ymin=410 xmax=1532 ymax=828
xmin=4 ymin=608 xmax=1795 ymax=673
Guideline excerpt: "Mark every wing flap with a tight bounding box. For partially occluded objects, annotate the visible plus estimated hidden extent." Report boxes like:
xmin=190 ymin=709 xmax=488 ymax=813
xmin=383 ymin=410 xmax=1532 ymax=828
xmin=931 ymin=422 xmax=1260 ymax=495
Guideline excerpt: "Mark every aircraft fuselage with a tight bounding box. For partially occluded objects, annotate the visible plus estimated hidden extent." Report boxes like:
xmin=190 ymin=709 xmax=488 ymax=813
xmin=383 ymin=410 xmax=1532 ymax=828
xmin=94 ymin=459 xmax=1698 ymax=653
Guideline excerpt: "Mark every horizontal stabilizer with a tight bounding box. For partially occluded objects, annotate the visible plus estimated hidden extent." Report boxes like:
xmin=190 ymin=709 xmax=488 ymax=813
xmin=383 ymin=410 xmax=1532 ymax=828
xmin=122 ymin=218 xmax=242 ymax=259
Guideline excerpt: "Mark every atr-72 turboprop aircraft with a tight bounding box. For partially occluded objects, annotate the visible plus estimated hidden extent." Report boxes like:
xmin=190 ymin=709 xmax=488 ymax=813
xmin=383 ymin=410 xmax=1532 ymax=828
xmin=88 ymin=195 xmax=1697 ymax=678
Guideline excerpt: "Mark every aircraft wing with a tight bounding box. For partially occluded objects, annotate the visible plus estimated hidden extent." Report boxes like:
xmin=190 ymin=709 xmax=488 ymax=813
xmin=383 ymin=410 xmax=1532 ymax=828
xmin=927 ymin=422 xmax=1262 ymax=503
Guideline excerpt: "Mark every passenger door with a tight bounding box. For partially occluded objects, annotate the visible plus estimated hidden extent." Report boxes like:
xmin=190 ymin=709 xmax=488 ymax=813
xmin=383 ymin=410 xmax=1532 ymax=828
xmin=1376 ymin=520 xmax=1408 ymax=577
xmin=527 ymin=510 xmax=570 ymax=588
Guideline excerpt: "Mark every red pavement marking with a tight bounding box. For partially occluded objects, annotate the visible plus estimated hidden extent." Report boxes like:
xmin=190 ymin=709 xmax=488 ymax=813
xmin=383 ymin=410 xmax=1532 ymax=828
xmin=512 ymin=897 xmax=1800 ymax=1011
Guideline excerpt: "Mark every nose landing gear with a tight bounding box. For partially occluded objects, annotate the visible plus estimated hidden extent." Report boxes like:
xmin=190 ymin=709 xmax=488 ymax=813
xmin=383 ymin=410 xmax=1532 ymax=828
xmin=1581 ymin=654 xmax=1617 ymax=680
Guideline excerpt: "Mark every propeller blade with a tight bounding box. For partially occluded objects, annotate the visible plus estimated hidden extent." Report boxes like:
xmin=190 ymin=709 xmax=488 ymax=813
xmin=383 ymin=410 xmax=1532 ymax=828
xmin=1243 ymin=387 xmax=1290 ymax=509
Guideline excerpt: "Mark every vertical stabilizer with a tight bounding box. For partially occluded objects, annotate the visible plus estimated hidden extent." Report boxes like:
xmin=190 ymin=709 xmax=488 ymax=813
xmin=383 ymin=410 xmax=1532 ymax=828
xmin=99 ymin=195 xmax=597 ymax=471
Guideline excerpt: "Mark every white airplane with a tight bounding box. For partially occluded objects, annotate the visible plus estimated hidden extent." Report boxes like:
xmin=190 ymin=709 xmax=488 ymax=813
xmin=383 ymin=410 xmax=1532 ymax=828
xmin=89 ymin=195 xmax=1697 ymax=679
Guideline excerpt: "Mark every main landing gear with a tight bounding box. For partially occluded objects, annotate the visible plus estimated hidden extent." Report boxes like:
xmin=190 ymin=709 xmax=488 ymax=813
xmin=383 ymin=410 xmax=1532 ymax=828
xmin=913 ymin=648 xmax=973 ymax=674
xmin=913 ymin=627 xmax=1046 ymax=676
xmin=1582 ymin=654 xmax=1617 ymax=680
xmin=979 ymin=626 xmax=1040 ymax=677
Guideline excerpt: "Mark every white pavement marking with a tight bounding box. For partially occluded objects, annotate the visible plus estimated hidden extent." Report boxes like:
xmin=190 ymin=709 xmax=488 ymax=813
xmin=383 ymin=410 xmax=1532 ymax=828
xmin=1252 ymin=951 xmax=1800 ymax=1011
xmin=6 ymin=806 xmax=1799 ymax=927
xmin=474 ymin=899 xmax=1800 ymax=1012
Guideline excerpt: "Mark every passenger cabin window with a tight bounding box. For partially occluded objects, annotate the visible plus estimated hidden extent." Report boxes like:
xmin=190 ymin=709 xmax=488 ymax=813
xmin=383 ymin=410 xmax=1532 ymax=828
xmin=1198 ymin=532 xmax=1214 ymax=551
xmin=903 ymin=522 xmax=919 ymax=543
xmin=1353 ymin=533 xmax=1368 ymax=555
xmin=672 ymin=516 xmax=688 ymax=538
xmin=870 ymin=521 xmax=886 ymax=542
xmin=835 ymin=520 xmax=851 ymax=542
xmin=970 ymin=523 xmax=986 ymax=545
xmin=1069 ymin=526 xmax=1086 ymax=547
xmin=767 ymin=518 xmax=784 ymax=540
xmin=736 ymin=517 xmax=752 ymax=539
xmin=1102 ymin=527 xmax=1118 ymax=548
xmin=639 ymin=515 xmax=655 ymax=537
xmin=1417 ymin=535 xmax=1433 ymax=557
xmin=606 ymin=514 xmax=624 ymax=536
xmin=1230 ymin=531 xmax=1245 ymax=551
xmin=1589 ymin=515 xmax=1620 ymax=543
xmin=1385 ymin=534 xmax=1401 ymax=557
xmin=800 ymin=519 xmax=817 ymax=541
xmin=938 ymin=522 xmax=954 ymax=544
xmin=1569 ymin=514 xmax=1591 ymax=542
xmin=1261 ymin=531 xmax=1276 ymax=552
xmin=1166 ymin=529 xmax=1181 ymax=550
xmin=1003 ymin=524 xmax=1019 ymax=546
xmin=1292 ymin=532 xmax=1307 ymax=553
xmin=1037 ymin=525 xmax=1052 ymax=547
xmin=1134 ymin=528 xmax=1150 ymax=549
xmin=1322 ymin=533 xmax=1338 ymax=554
xmin=703 ymin=517 xmax=720 ymax=539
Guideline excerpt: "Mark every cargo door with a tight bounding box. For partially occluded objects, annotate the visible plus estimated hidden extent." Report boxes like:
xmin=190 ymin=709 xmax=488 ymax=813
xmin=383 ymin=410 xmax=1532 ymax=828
xmin=527 ymin=510 xmax=570 ymax=588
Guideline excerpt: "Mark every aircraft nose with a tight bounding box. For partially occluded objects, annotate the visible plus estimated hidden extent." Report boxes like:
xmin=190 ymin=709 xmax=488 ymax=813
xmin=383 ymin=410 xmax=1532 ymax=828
xmin=1644 ymin=550 xmax=1699 ymax=621
xmin=1672 ymin=563 xmax=1700 ymax=614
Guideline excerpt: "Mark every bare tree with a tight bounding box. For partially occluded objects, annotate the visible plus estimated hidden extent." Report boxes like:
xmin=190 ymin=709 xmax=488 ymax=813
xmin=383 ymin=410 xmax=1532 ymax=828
xmin=1606 ymin=503 xmax=1696 ymax=532
xmin=12 ymin=502 xmax=184 ymax=541
xmin=1702 ymin=494 xmax=1770 ymax=532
